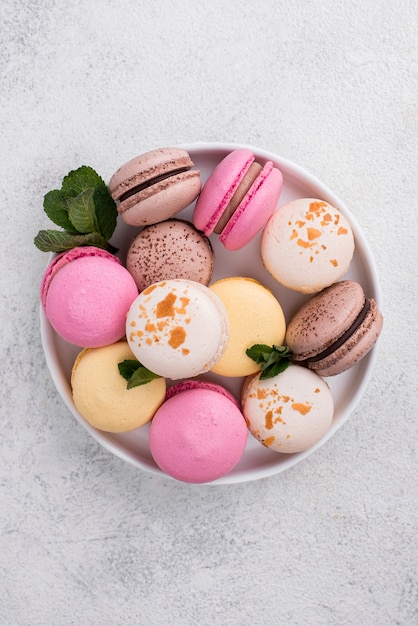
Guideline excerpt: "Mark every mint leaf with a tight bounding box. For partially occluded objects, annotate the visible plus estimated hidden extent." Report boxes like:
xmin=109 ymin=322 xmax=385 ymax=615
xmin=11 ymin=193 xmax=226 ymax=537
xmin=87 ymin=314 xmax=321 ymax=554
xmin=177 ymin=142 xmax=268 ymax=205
xmin=43 ymin=189 xmax=75 ymax=231
xmin=246 ymin=344 xmax=293 ymax=379
xmin=259 ymin=359 xmax=291 ymax=380
xmin=35 ymin=164 xmax=118 ymax=253
xmin=93 ymin=186 xmax=117 ymax=240
xmin=34 ymin=229 xmax=108 ymax=252
xmin=61 ymin=166 xmax=105 ymax=197
xmin=245 ymin=344 xmax=274 ymax=364
xmin=118 ymin=359 xmax=161 ymax=389
xmin=118 ymin=360 xmax=142 ymax=381
xmin=67 ymin=188 xmax=100 ymax=234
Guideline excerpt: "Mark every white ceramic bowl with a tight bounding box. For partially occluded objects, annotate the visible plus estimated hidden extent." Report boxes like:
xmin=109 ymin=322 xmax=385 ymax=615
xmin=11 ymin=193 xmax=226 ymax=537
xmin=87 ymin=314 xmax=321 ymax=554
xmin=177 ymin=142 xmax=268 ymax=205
xmin=40 ymin=142 xmax=382 ymax=484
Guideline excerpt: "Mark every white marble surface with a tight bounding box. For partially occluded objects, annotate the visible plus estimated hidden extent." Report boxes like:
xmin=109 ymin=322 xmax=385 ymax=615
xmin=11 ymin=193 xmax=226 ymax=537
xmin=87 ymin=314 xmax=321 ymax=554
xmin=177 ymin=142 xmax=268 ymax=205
xmin=1 ymin=1 xmax=417 ymax=624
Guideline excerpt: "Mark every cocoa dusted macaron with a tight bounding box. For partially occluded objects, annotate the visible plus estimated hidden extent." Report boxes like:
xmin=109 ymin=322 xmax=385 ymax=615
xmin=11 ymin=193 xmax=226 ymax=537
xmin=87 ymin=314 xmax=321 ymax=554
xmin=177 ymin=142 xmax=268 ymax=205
xmin=285 ymin=280 xmax=383 ymax=376
xmin=126 ymin=219 xmax=214 ymax=291
xmin=109 ymin=147 xmax=201 ymax=226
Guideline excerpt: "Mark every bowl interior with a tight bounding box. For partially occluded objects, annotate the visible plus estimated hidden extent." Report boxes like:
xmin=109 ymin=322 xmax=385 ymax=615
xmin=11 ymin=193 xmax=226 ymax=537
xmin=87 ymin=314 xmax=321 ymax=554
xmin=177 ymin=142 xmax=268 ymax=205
xmin=40 ymin=142 xmax=382 ymax=485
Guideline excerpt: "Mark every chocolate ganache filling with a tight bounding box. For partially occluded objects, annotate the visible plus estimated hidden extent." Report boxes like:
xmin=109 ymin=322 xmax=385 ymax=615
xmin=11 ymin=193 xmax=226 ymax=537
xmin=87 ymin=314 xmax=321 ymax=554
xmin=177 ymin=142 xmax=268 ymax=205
xmin=119 ymin=167 xmax=191 ymax=202
xmin=304 ymin=298 xmax=371 ymax=364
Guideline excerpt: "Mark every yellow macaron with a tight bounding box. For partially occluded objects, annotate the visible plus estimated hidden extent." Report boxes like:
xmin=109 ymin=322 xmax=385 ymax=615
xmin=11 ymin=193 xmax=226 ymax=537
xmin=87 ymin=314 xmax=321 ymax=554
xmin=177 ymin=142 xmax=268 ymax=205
xmin=209 ymin=277 xmax=286 ymax=377
xmin=71 ymin=341 xmax=166 ymax=432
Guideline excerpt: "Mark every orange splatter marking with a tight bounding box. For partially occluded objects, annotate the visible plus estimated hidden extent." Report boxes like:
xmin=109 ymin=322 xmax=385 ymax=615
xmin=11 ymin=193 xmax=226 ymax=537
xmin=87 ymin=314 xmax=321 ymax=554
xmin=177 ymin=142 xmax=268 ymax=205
xmin=290 ymin=229 xmax=299 ymax=240
xmin=145 ymin=322 xmax=156 ymax=332
xmin=146 ymin=338 xmax=152 ymax=346
xmin=130 ymin=321 xmax=136 ymax=327
xmin=263 ymin=436 xmax=275 ymax=448
xmin=338 ymin=226 xmax=348 ymax=235
xmin=257 ymin=389 xmax=268 ymax=399
xmin=142 ymin=284 xmax=158 ymax=295
xmin=296 ymin=220 xmax=306 ymax=228
xmin=156 ymin=292 xmax=176 ymax=317
xmin=265 ymin=411 xmax=274 ymax=430
xmin=307 ymin=228 xmax=322 ymax=240
xmin=314 ymin=388 xmax=321 ymax=393
xmin=182 ymin=348 xmax=190 ymax=355
xmin=297 ymin=239 xmax=313 ymax=248
xmin=274 ymin=416 xmax=286 ymax=425
xmin=330 ymin=259 xmax=339 ymax=267
xmin=291 ymin=403 xmax=312 ymax=415
xmin=310 ymin=256 xmax=314 ymax=263
xmin=168 ymin=326 xmax=186 ymax=348
xmin=334 ymin=214 xmax=340 ymax=225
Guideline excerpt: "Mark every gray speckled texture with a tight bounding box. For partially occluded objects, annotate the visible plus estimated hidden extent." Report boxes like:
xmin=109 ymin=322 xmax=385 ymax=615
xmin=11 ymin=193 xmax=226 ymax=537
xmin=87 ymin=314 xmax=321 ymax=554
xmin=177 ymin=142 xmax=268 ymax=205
xmin=1 ymin=1 xmax=417 ymax=624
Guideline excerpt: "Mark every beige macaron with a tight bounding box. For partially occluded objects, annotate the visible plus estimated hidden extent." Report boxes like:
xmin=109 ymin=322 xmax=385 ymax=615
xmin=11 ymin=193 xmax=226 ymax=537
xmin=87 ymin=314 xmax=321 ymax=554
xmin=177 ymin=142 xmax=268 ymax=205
xmin=71 ymin=341 xmax=166 ymax=432
xmin=209 ymin=277 xmax=286 ymax=377
xmin=261 ymin=198 xmax=355 ymax=293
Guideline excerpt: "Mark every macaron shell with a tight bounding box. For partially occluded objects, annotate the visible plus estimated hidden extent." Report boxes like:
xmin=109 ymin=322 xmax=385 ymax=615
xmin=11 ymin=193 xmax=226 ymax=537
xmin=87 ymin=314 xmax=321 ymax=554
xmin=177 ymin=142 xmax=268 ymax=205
xmin=241 ymin=365 xmax=334 ymax=453
xmin=40 ymin=246 xmax=120 ymax=310
xmin=126 ymin=219 xmax=214 ymax=291
xmin=149 ymin=388 xmax=248 ymax=483
xmin=193 ymin=149 xmax=255 ymax=235
xmin=307 ymin=299 xmax=383 ymax=376
xmin=118 ymin=170 xmax=201 ymax=226
xmin=286 ymin=280 xmax=366 ymax=361
xmin=220 ymin=163 xmax=283 ymax=251
xmin=209 ymin=277 xmax=286 ymax=377
xmin=165 ymin=379 xmax=240 ymax=408
xmin=71 ymin=342 xmax=166 ymax=433
xmin=126 ymin=279 xmax=230 ymax=379
xmin=109 ymin=147 xmax=196 ymax=199
xmin=44 ymin=254 xmax=138 ymax=347
xmin=261 ymin=198 xmax=354 ymax=293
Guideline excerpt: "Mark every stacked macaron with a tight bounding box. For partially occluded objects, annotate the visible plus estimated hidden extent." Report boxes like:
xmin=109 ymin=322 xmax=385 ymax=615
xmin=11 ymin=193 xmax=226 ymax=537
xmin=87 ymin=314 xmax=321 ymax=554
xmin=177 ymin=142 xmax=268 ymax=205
xmin=38 ymin=145 xmax=383 ymax=483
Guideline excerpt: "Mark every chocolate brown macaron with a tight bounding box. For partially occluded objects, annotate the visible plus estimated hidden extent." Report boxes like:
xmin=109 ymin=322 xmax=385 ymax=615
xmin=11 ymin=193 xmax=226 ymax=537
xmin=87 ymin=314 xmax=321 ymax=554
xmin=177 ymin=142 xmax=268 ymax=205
xmin=109 ymin=147 xmax=201 ymax=226
xmin=285 ymin=280 xmax=383 ymax=376
xmin=126 ymin=219 xmax=214 ymax=291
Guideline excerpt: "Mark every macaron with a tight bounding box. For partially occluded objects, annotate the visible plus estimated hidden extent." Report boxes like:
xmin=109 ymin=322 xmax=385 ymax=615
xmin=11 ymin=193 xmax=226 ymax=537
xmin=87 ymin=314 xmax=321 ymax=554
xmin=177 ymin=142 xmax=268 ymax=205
xmin=126 ymin=219 xmax=214 ymax=291
xmin=209 ymin=277 xmax=286 ymax=377
xmin=285 ymin=280 xmax=383 ymax=376
xmin=126 ymin=279 xmax=230 ymax=379
xmin=149 ymin=381 xmax=248 ymax=483
xmin=193 ymin=148 xmax=283 ymax=250
xmin=241 ymin=365 xmax=334 ymax=453
xmin=109 ymin=147 xmax=201 ymax=226
xmin=40 ymin=246 xmax=138 ymax=347
xmin=261 ymin=198 xmax=355 ymax=293
xmin=71 ymin=341 xmax=166 ymax=432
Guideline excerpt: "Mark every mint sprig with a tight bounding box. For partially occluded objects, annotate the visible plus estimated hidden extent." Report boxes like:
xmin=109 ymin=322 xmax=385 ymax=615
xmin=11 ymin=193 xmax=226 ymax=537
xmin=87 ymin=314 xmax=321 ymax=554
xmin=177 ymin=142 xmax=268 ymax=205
xmin=246 ymin=344 xmax=293 ymax=380
xmin=34 ymin=165 xmax=117 ymax=252
xmin=118 ymin=359 xmax=161 ymax=389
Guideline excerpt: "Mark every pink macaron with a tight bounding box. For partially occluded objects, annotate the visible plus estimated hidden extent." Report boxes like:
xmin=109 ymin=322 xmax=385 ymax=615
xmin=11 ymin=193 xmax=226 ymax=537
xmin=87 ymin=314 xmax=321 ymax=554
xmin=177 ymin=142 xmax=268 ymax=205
xmin=149 ymin=381 xmax=248 ymax=483
xmin=41 ymin=246 xmax=138 ymax=347
xmin=193 ymin=148 xmax=283 ymax=250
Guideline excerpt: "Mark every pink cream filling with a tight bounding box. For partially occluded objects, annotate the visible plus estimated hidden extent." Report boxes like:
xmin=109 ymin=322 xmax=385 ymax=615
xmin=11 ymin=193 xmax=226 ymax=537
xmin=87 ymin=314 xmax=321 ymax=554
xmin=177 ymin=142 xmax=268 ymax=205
xmin=203 ymin=155 xmax=255 ymax=235
xmin=220 ymin=161 xmax=273 ymax=244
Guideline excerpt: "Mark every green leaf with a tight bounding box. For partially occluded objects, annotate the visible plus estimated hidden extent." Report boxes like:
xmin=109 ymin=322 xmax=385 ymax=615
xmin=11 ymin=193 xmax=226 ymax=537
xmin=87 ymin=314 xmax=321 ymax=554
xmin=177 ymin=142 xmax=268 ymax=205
xmin=246 ymin=344 xmax=293 ymax=379
xmin=67 ymin=188 xmax=100 ymax=234
xmin=245 ymin=344 xmax=274 ymax=364
xmin=259 ymin=359 xmax=291 ymax=380
xmin=118 ymin=359 xmax=161 ymax=389
xmin=34 ymin=229 xmax=108 ymax=252
xmin=118 ymin=360 xmax=142 ymax=381
xmin=93 ymin=186 xmax=117 ymax=240
xmin=36 ymin=164 xmax=118 ymax=253
xmin=43 ymin=189 xmax=75 ymax=230
xmin=61 ymin=166 xmax=105 ymax=197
